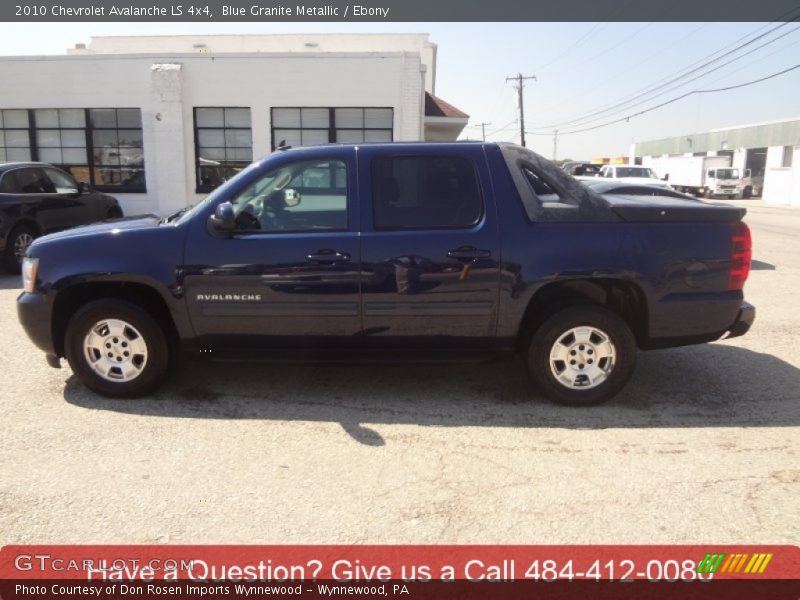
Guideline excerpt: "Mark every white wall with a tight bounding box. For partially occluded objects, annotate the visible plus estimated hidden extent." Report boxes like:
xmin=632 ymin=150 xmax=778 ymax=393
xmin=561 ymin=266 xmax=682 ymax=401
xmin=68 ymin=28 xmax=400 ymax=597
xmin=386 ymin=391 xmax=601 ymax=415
xmin=70 ymin=33 xmax=438 ymax=94
xmin=0 ymin=51 xmax=425 ymax=215
xmin=765 ymin=145 xmax=785 ymax=168
xmin=762 ymin=145 xmax=800 ymax=207
xmin=732 ymin=148 xmax=746 ymax=172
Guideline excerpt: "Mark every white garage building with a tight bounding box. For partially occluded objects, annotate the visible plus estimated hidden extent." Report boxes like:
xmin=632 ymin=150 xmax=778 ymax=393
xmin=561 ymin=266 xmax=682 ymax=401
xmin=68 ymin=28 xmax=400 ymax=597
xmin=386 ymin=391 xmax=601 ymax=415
xmin=0 ymin=34 xmax=469 ymax=216
xmin=634 ymin=118 xmax=800 ymax=208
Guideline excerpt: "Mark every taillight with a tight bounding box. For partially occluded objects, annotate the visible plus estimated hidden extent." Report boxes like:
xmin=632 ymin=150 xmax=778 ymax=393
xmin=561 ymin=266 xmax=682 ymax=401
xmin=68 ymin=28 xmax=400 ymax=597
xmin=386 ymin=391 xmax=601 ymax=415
xmin=728 ymin=221 xmax=752 ymax=290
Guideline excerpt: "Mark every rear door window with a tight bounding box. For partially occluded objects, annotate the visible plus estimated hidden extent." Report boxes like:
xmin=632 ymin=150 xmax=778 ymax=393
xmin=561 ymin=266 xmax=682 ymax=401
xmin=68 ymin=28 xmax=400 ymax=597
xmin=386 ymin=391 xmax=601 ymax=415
xmin=371 ymin=155 xmax=482 ymax=230
xmin=521 ymin=167 xmax=563 ymax=203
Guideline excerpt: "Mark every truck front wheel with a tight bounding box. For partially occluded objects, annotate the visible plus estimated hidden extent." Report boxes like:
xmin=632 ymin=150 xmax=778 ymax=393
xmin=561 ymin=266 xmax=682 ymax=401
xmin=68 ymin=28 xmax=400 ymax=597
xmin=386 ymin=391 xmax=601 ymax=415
xmin=527 ymin=306 xmax=636 ymax=406
xmin=65 ymin=299 xmax=170 ymax=398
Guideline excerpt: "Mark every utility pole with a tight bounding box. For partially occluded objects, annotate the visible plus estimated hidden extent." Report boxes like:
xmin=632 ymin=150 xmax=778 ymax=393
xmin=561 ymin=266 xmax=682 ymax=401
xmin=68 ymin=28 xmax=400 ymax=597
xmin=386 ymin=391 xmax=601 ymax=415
xmin=476 ymin=121 xmax=491 ymax=141
xmin=553 ymin=129 xmax=558 ymax=160
xmin=505 ymin=73 xmax=536 ymax=147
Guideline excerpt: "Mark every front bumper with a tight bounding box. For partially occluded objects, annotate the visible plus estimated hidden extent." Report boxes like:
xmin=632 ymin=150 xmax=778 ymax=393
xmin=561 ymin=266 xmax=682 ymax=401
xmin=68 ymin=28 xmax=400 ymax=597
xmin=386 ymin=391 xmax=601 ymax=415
xmin=17 ymin=291 xmax=57 ymax=356
xmin=726 ymin=300 xmax=755 ymax=339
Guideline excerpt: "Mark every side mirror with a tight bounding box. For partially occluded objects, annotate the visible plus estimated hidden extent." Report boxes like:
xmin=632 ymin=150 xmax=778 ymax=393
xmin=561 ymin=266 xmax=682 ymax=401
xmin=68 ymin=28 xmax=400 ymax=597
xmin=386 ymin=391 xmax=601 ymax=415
xmin=78 ymin=181 xmax=91 ymax=194
xmin=284 ymin=188 xmax=301 ymax=207
xmin=208 ymin=201 xmax=235 ymax=237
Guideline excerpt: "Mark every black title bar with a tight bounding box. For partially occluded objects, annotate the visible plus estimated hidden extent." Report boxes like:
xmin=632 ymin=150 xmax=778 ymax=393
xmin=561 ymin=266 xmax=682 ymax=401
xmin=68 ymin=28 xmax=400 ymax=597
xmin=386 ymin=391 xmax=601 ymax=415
xmin=2 ymin=0 xmax=800 ymax=22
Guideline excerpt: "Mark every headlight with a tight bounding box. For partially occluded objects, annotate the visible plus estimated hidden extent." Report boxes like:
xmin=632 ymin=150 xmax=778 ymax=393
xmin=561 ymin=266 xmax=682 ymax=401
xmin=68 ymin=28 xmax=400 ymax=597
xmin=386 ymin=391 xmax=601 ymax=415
xmin=21 ymin=257 xmax=39 ymax=293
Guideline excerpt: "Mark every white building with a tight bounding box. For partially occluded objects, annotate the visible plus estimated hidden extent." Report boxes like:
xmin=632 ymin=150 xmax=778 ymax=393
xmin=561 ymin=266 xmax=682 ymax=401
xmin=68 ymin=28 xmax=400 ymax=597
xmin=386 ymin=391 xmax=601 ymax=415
xmin=634 ymin=118 xmax=800 ymax=207
xmin=0 ymin=34 xmax=469 ymax=215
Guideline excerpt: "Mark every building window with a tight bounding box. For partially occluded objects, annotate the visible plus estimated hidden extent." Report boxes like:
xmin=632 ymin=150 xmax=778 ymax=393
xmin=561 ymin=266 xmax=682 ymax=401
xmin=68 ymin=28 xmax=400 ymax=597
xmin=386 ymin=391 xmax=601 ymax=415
xmin=1 ymin=108 xmax=145 ymax=192
xmin=0 ymin=110 xmax=32 ymax=162
xmin=271 ymin=107 xmax=393 ymax=150
xmin=89 ymin=108 xmax=145 ymax=190
xmin=34 ymin=109 xmax=89 ymax=184
xmin=194 ymin=107 xmax=253 ymax=193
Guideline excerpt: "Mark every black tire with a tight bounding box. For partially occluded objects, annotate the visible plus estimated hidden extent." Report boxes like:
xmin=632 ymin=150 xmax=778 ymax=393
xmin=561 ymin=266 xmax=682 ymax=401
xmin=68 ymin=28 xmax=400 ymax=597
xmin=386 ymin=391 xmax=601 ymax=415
xmin=64 ymin=299 xmax=170 ymax=398
xmin=2 ymin=224 xmax=38 ymax=273
xmin=742 ymin=186 xmax=752 ymax=199
xmin=526 ymin=305 xmax=637 ymax=406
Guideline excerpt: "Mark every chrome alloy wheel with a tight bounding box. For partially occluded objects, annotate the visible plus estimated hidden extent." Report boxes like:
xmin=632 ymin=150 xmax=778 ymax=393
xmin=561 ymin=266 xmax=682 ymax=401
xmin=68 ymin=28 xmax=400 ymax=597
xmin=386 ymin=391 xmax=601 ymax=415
xmin=13 ymin=232 xmax=34 ymax=264
xmin=83 ymin=319 xmax=148 ymax=382
xmin=549 ymin=326 xmax=616 ymax=390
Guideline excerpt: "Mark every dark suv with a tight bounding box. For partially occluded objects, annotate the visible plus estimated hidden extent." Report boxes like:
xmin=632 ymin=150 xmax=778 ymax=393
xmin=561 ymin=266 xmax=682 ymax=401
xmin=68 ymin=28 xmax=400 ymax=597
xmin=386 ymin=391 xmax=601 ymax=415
xmin=0 ymin=163 xmax=122 ymax=271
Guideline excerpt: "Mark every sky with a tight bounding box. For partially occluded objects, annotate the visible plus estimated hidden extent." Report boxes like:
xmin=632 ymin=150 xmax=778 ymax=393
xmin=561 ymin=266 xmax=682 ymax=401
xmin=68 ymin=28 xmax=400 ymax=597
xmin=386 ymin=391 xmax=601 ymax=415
xmin=0 ymin=21 xmax=798 ymax=159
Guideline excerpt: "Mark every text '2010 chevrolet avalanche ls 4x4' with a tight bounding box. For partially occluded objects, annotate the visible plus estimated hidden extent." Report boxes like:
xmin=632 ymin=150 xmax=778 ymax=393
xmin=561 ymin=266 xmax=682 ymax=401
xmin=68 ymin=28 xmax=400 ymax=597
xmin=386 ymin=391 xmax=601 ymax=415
xmin=17 ymin=143 xmax=754 ymax=406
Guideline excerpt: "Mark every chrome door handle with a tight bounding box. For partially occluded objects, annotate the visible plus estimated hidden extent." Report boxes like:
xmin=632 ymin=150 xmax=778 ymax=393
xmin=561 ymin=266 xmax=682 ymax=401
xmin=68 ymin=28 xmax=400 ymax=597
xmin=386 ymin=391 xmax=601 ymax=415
xmin=447 ymin=246 xmax=491 ymax=261
xmin=307 ymin=250 xmax=351 ymax=263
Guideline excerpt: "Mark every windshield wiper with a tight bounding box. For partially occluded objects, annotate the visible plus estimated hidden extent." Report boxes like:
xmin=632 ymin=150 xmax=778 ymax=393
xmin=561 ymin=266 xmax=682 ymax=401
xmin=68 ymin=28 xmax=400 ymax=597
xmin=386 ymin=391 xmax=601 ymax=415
xmin=160 ymin=205 xmax=192 ymax=224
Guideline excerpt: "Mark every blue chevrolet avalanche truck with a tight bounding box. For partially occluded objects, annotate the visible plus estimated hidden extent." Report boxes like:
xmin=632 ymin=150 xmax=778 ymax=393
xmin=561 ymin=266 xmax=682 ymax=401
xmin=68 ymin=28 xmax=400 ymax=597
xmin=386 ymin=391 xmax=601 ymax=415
xmin=16 ymin=142 xmax=754 ymax=406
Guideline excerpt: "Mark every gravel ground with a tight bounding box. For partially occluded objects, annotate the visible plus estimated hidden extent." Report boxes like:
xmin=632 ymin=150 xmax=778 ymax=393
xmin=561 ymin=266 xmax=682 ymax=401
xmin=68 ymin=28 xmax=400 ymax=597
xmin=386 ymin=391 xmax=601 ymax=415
xmin=1 ymin=200 xmax=798 ymax=545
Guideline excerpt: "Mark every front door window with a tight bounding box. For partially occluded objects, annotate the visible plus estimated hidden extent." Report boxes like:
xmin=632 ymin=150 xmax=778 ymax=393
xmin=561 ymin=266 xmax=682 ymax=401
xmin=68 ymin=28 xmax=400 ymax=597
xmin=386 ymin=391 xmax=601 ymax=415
xmin=229 ymin=159 xmax=348 ymax=233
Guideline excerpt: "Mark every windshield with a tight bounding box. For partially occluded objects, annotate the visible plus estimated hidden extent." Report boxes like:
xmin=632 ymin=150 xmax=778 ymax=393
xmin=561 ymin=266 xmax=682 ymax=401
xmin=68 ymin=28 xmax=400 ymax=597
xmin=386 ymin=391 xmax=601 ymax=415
xmin=616 ymin=167 xmax=658 ymax=179
xmin=713 ymin=168 xmax=740 ymax=180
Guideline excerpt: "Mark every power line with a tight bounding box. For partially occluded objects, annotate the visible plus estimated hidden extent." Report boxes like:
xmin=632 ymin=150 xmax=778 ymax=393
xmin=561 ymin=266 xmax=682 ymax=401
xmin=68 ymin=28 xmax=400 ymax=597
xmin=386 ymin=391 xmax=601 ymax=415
xmin=695 ymin=31 xmax=800 ymax=87
xmin=528 ymin=20 xmax=798 ymax=130
xmin=485 ymin=118 xmax=518 ymax=137
xmin=527 ymin=6 xmax=800 ymax=123
xmin=533 ymin=23 xmax=800 ymax=131
xmin=525 ymin=63 xmax=800 ymax=137
xmin=576 ymin=22 xmax=653 ymax=65
xmin=527 ymin=18 xmax=800 ymax=131
xmin=529 ymin=22 xmax=710 ymax=119
xmin=532 ymin=22 xmax=607 ymax=72
xmin=531 ymin=0 xmax=635 ymax=72
xmin=615 ymin=19 xmax=786 ymax=93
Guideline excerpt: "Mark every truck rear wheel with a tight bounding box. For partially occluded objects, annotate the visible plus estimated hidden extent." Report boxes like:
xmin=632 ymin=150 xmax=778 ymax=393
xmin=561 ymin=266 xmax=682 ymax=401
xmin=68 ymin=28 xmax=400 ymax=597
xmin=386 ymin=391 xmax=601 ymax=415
xmin=526 ymin=305 xmax=636 ymax=406
xmin=65 ymin=299 xmax=170 ymax=398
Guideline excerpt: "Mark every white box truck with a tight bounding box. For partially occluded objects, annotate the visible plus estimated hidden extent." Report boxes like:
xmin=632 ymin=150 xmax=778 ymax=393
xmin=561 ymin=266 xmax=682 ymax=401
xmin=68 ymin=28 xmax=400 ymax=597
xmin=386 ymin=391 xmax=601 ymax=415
xmin=643 ymin=155 xmax=743 ymax=198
